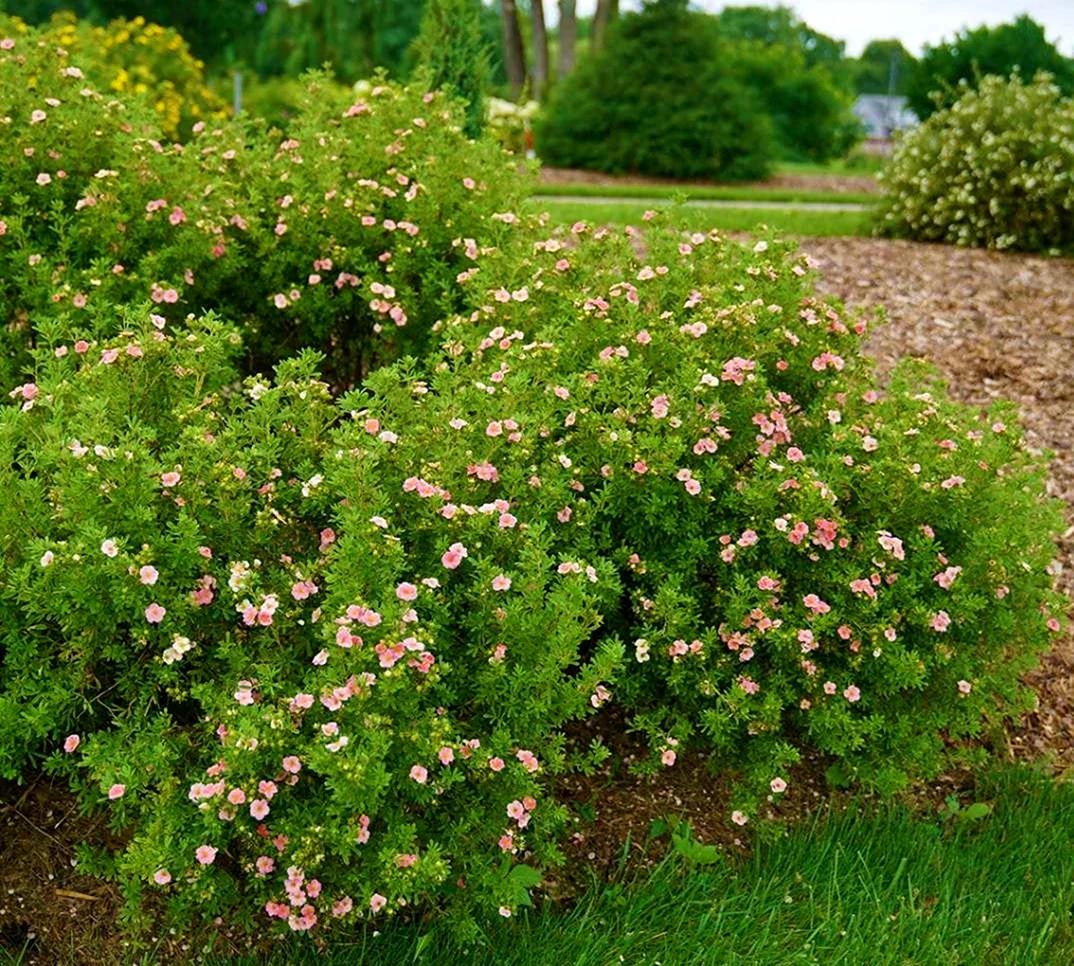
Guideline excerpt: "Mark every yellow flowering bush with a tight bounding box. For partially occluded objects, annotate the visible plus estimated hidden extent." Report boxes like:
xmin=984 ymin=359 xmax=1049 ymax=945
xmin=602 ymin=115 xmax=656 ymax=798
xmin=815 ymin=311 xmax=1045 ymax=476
xmin=0 ymin=12 xmax=226 ymax=140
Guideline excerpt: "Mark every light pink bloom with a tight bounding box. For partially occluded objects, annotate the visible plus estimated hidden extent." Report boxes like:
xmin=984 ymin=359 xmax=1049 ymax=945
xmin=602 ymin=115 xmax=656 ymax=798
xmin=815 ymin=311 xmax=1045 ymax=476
xmin=282 ymin=756 xmax=302 ymax=774
xmin=161 ymin=471 xmax=181 ymax=487
xmin=770 ymin=777 xmax=787 ymax=794
xmin=64 ymin=734 xmax=80 ymax=754
xmin=195 ymin=845 xmax=217 ymax=865
xmin=491 ymin=574 xmax=512 ymax=592
xmin=145 ymin=603 xmax=165 ymax=624
xmin=410 ymin=765 xmax=428 ymax=784
xmin=489 ymin=757 xmax=505 ymax=772
xmin=931 ymin=611 xmax=951 ymax=633
xmin=843 ymin=685 xmax=861 ymax=702
xmin=139 ymin=565 xmax=159 ymax=586
xmin=108 ymin=784 xmax=125 ymax=800
xmin=153 ymin=869 xmax=171 ymax=885
xmin=731 ymin=810 xmax=748 ymax=826
xmin=957 ymin=680 xmax=972 ymax=694
xmin=370 ymin=893 xmax=387 ymax=913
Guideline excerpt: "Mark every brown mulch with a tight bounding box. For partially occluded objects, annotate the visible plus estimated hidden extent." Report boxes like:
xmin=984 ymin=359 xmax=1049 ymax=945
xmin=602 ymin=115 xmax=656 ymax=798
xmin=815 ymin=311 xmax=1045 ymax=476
xmin=3 ymin=238 xmax=1073 ymax=962
xmin=538 ymin=165 xmax=880 ymax=196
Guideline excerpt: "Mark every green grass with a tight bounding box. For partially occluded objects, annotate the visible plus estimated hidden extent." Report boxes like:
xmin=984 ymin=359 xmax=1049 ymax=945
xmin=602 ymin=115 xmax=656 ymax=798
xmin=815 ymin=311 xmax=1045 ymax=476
xmin=526 ymin=199 xmax=875 ymax=238
xmin=173 ymin=765 xmax=1074 ymax=966
xmin=531 ymin=183 xmax=879 ymax=206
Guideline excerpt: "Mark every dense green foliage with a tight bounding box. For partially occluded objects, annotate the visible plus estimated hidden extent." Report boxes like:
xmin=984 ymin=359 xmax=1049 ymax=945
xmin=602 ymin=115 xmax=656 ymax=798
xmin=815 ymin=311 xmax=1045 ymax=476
xmin=0 ymin=25 xmax=530 ymax=391
xmin=906 ymin=15 xmax=1074 ymax=119
xmin=537 ymin=0 xmax=861 ymax=175
xmin=877 ymin=74 xmax=1074 ymax=253
xmin=535 ymin=0 xmax=776 ymax=180
xmin=0 ymin=10 xmax=1067 ymax=953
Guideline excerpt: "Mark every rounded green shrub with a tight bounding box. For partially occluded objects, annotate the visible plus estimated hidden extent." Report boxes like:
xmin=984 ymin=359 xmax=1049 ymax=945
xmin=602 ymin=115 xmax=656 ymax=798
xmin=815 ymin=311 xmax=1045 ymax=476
xmin=535 ymin=0 xmax=775 ymax=181
xmin=353 ymin=212 xmax=1066 ymax=810
xmin=877 ymin=73 xmax=1074 ymax=253
xmin=0 ymin=308 xmax=620 ymax=935
xmin=0 ymin=34 xmax=533 ymax=394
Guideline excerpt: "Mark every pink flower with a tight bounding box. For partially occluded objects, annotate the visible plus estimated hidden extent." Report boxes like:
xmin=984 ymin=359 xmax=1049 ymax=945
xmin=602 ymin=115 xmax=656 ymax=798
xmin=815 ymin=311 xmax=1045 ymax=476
xmin=195 ymin=845 xmax=217 ymax=865
xmin=441 ymin=542 xmax=468 ymax=569
xmin=957 ymin=680 xmax=972 ymax=694
xmin=770 ymin=777 xmax=787 ymax=794
xmin=438 ymin=746 xmax=455 ymax=765
xmin=145 ymin=603 xmax=166 ymax=624
xmin=101 ymin=539 xmax=119 ymax=558
xmin=843 ymin=685 xmax=861 ymax=702
xmin=802 ymin=594 xmax=831 ymax=615
xmin=282 ymin=756 xmax=302 ymax=774
xmin=161 ymin=471 xmax=181 ymax=488
xmin=64 ymin=734 xmax=80 ymax=754
xmin=139 ymin=565 xmax=159 ymax=586
xmin=489 ymin=757 xmax=505 ymax=772
xmin=370 ymin=893 xmax=387 ymax=914
xmin=409 ymin=765 xmax=428 ymax=784
xmin=396 ymin=582 xmax=418 ymax=601
xmin=931 ymin=611 xmax=951 ymax=633
xmin=250 ymin=799 xmax=270 ymax=820
xmin=731 ymin=810 xmax=748 ymax=826
xmin=491 ymin=574 xmax=512 ymax=592
xmin=256 ymin=856 xmax=275 ymax=875
xmin=661 ymin=749 xmax=677 ymax=767
xmin=823 ymin=681 xmax=837 ymax=695
xmin=108 ymin=784 xmax=126 ymax=800
xmin=153 ymin=869 xmax=171 ymax=885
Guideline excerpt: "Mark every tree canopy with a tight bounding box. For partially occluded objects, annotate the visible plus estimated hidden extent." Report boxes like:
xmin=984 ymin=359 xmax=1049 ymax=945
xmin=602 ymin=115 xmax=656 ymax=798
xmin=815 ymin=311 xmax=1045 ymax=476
xmin=906 ymin=14 xmax=1074 ymax=118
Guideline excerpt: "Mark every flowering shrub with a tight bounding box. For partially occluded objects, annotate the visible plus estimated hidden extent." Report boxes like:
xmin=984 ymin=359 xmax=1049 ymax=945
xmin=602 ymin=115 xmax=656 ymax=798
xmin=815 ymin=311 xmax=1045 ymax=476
xmin=0 ymin=25 xmax=170 ymax=392
xmin=877 ymin=73 xmax=1074 ymax=253
xmin=0 ymin=13 xmax=225 ymax=140
xmin=0 ymin=44 xmax=531 ymax=394
xmin=0 ymin=308 xmax=620 ymax=935
xmin=156 ymin=71 xmax=531 ymax=388
xmin=486 ymin=98 xmax=538 ymax=156
xmin=347 ymin=211 xmax=1065 ymax=814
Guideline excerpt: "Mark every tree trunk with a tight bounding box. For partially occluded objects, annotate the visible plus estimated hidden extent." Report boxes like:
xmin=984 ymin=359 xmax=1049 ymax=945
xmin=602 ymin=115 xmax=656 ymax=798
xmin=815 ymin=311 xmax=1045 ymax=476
xmin=531 ymin=0 xmax=549 ymax=99
xmin=557 ymin=0 xmax=577 ymax=78
xmin=592 ymin=0 xmax=619 ymax=50
xmin=501 ymin=0 xmax=527 ymax=99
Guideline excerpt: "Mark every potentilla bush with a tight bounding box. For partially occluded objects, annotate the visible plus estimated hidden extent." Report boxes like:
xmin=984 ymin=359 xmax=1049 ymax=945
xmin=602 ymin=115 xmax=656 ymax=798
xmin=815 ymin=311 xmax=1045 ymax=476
xmin=877 ymin=73 xmax=1074 ymax=253
xmin=0 ymin=43 xmax=533 ymax=395
xmin=345 ymin=211 xmax=1066 ymax=816
xmin=0 ymin=27 xmax=171 ymax=392
xmin=0 ymin=307 xmax=621 ymax=936
xmin=151 ymin=71 xmax=531 ymax=388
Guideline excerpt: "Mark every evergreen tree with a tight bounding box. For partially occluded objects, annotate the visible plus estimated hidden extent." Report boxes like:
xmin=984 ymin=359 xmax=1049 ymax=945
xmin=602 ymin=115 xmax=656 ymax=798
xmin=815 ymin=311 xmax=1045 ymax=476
xmin=413 ymin=0 xmax=489 ymax=138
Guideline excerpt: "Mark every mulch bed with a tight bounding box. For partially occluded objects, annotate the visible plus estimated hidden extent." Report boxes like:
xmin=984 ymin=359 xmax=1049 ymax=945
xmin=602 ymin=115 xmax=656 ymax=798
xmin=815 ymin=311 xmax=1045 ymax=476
xmin=3 ymin=237 xmax=1072 ymax=964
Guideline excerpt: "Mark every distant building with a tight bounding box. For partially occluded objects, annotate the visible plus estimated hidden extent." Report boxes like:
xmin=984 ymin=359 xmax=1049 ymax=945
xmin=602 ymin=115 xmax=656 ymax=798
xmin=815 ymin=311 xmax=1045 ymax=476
xmin=852 ymin=95 xmax=919 ymax=156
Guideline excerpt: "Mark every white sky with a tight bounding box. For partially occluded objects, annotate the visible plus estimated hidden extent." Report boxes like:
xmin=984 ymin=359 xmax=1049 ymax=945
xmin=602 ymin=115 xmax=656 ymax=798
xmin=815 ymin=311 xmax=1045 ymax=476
xmin=565 ymin=1 xmax=1074 ymax=57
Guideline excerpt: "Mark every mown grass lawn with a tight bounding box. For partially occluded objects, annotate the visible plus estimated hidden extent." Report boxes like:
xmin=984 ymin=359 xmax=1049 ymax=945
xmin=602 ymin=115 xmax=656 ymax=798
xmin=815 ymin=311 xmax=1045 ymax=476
xmin=527 ymin=199 xmax=875 ymax=238
xmin=531 ymin=183 xmax=879 ymax=206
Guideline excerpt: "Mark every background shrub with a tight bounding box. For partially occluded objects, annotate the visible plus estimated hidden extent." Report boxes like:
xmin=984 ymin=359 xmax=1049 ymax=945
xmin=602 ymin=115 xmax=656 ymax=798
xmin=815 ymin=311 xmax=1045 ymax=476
xmin=0 ymin=41 xmax=532 ymax=394
xmin=876 ymin=73 xmax=1074 ymax=253
xmin=535 ymin=0 xmax=776 ymax=181
xmin=0 ymin=12 xmax=225 ymax=139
